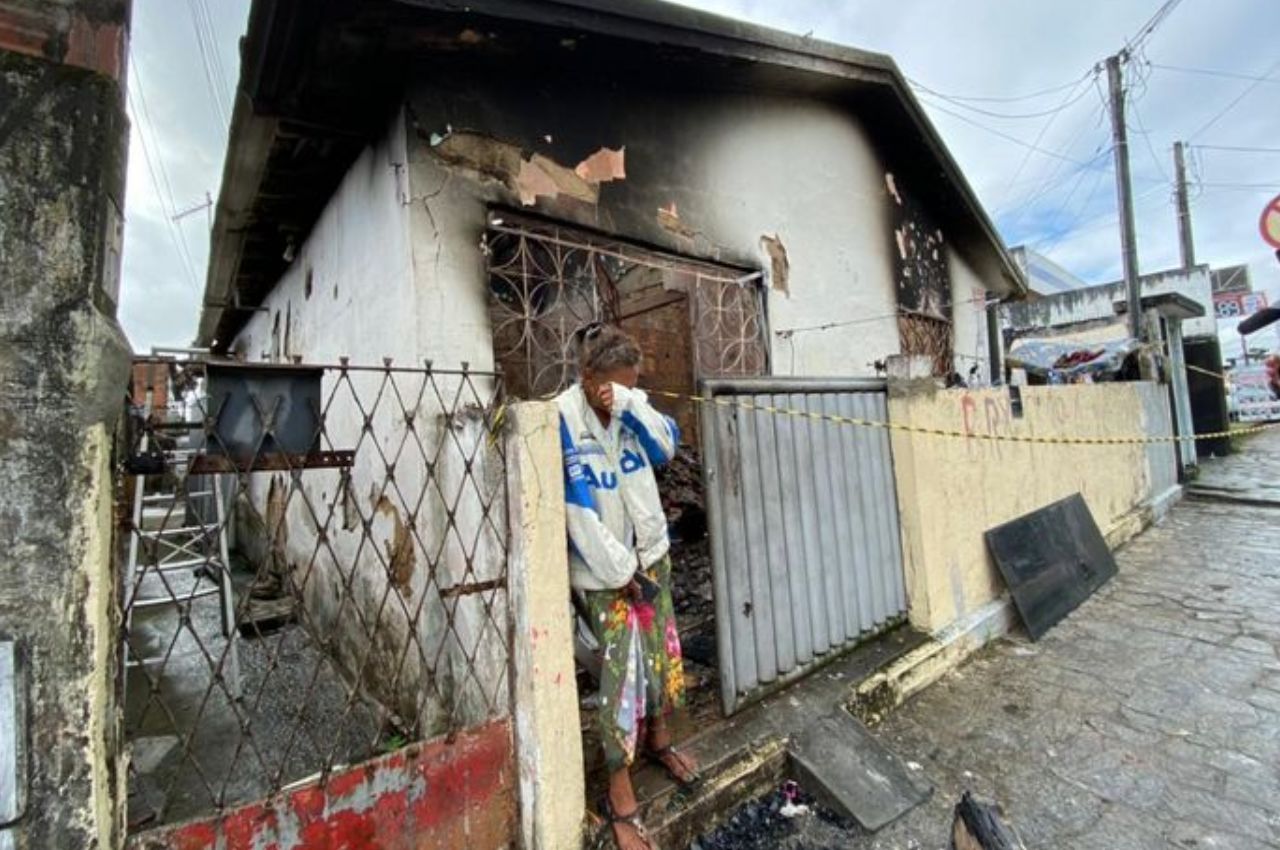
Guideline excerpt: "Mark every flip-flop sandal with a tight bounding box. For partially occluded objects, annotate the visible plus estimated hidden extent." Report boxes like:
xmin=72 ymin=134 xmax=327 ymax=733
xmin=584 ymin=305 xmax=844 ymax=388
xmin=600 ymin=796 xmax=654 ymax=850
xmin=647 ymin=744 xmax=703 ymax=787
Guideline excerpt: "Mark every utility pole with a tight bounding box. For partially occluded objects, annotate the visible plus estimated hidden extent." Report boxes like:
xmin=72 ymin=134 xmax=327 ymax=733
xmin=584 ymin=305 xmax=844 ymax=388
xmin=1173 ymin=141 xmax=1196 ymax=269
xmin=1106 ymin=53 xmax=1144 ymax=341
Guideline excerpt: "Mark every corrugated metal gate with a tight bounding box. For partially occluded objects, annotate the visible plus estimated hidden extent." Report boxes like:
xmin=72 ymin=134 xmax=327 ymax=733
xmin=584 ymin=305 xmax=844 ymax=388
xmin=699 ymin=378 xmax=907 ymax=715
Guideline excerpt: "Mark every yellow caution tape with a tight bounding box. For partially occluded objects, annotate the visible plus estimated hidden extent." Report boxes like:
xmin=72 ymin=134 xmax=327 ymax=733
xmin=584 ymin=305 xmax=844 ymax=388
xmin=646 ymin=389 xmax=1278 ymax=447
xmin=1186 ymin=364 xmax=1230 ymax=382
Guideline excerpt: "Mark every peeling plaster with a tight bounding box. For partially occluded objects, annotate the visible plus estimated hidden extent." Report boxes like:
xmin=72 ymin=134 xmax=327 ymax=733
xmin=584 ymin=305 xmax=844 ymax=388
xmin=428 ymin=130 xmax=625 ymax=207
xmin=760 ymin=234 xmax=790 ymax=297
xmin=656 ymin=201 xmax=696 ymax=240
xmin=573 ymin=146 xmax=625 ymax=184
xmin=885 ymin=172 xmax=902 ymax=206
xmin=375 ymin=496 xmax=415 ymax=598
xmin=515 ymin=153 xmax=596 ymax=206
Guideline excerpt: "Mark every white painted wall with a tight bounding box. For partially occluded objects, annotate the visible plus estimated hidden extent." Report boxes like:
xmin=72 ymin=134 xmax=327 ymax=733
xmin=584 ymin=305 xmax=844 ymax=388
xmin=950 ymin=246 xmax=993 ymax=385
xmin=231 ymin=110 xmax=509 ymax=733
xmin=689 ymin=100 xmax=900 ymax=376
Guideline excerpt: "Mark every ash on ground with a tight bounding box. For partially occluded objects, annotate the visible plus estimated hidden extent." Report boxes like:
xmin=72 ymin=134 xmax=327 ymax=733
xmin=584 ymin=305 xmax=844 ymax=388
xmin=688 ymin=785 xmax=862 ymax=850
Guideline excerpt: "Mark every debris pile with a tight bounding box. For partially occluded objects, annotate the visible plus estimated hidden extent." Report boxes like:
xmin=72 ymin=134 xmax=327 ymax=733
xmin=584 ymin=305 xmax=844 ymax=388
xmin=688 ymin=782 xmax=857 ymax=850
xmin=657 ymin=446 xmax=716 ymax=629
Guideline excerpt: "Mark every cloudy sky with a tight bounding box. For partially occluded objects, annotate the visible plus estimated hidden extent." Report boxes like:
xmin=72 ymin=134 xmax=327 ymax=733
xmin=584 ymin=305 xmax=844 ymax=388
xmin=120 ymin=0 xmax=1280 ymax=354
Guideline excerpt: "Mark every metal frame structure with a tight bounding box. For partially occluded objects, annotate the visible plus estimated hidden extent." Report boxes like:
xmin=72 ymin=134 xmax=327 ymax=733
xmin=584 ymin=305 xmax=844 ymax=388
xmin=118 ymin=356 xmax=511 ymax=832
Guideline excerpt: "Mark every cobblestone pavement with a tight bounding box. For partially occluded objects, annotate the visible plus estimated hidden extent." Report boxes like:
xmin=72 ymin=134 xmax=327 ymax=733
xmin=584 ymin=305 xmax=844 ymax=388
xmin=698 ymin=430 xmax=1280 ymax=850
xmin=1191 ymin=427 xmax=1280 ymax=506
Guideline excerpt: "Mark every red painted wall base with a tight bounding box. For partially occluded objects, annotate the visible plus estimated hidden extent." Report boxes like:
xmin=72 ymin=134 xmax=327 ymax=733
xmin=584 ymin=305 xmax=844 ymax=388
xmin=129 ymin=719 xmax=516 ymax=850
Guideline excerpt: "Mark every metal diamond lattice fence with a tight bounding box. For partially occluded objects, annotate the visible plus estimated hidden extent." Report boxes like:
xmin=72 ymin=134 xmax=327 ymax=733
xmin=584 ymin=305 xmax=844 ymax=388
xmin=117 ymin=357 xmax=509 ymax=832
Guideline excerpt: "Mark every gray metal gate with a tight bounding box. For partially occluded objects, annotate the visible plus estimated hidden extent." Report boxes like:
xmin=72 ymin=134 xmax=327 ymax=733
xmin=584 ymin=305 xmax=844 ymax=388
xmin=699 ymin=378 xmax=907 ymax=714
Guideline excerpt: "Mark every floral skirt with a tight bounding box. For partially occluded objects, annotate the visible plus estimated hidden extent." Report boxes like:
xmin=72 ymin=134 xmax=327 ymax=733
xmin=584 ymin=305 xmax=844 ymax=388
xmin=583 ymin=555 xmax=686 ymax=772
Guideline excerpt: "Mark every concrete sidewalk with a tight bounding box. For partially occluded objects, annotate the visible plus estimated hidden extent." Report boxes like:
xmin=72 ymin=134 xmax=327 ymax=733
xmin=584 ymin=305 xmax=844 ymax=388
xmin=699 ymin=430 xmax=1280 ymax=849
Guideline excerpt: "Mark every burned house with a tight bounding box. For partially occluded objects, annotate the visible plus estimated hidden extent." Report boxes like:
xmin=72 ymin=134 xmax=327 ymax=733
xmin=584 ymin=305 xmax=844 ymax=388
xmin=184 ymin=0 xmax=1036 ymax=798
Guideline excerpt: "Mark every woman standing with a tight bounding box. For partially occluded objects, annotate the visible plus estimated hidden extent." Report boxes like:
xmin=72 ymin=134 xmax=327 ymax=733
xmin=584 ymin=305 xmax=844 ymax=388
xmin=557 ymin=324 xmax=699 ymax=850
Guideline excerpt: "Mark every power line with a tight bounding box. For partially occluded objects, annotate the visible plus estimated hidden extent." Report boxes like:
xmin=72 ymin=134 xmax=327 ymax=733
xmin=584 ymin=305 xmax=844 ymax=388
xmin=127 ymin=52 xmax=202 ymax=289
xmin=196 ymin=0 xmax=233 ymax=102
xmin=1034 ymin=182 xmax=1170 ymax=250
xmin=185 ymin=0 xmax=230 ymax=128
xmin=776 ymin=292 xmax=997 ymax=337
xmin=1127 ymin=95 xmax=1170 ymax=183
xmin=1192 ymin=143 xmax=1280 ymax=155
xmin=1196 ymin=182 xmax=1279 ymax=191
xmin=1034 ymin=162 xmax=1114 ymax=255
xmin=1189 ymin=56 xmax=1280 ymax=141
xmin=127 ymin=85 xmax=199 ymax=290
xmin=909 ymin=76 xmax=1095 ymax=120
xmin=996 ymin=141 xmax=1111 ymax=224
xmin=1123 ymin=0 xmax=1186 ymax=54
xmin=1149 ymin=62 xmax=1280 ymax=85
xmin=904 ymin=74 xmax=1089 ymax=105
xmin=995 ymin=72 xmax=1099 ymax=210
xmin=921 ymin=98 xmax=1094 ymax=167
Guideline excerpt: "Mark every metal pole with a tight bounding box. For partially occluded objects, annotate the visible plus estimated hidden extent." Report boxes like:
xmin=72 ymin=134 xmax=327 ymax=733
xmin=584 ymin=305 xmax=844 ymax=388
xmin=1107 ymin=54 xmax=1143 ymax=340
xmin=1173 ymin=141 xmax=1196 ymax=269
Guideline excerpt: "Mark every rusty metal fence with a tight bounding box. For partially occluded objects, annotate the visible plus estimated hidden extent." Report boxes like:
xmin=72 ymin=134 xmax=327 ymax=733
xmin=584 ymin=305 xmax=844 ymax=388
xmin=117 ymin=357 xmax=510 ymax=833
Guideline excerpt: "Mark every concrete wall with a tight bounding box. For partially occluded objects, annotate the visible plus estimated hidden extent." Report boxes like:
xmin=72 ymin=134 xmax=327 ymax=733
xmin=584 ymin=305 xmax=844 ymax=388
xmin=0 ymin=3 xmax=133 ymax=847
xmin=230 ymin=110 xmax=509 ymax=736
xmin=889 ymin=383 xmax=1178 ymax=634
xmin=1003 ymin=266 xmax=1217 ymax=342
xmin=950 ymin=246 xmax=993 ymax=385
xmin=505 ymin=403 xmax=583 ymax=850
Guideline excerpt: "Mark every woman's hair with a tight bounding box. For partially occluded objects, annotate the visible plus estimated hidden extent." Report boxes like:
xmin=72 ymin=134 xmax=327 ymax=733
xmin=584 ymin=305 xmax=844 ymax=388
xmin=577 ymin=323 xmax=643 ymax=374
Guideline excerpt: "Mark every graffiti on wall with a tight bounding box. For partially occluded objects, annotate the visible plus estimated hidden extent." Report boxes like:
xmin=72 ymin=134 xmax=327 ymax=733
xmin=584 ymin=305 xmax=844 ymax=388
xmin=959 ymin=391 xmax=1014 ymax=459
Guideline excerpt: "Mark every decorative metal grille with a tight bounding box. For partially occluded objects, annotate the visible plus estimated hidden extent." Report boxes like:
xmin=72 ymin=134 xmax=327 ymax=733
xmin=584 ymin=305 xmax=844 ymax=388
xmin=484 ymin=216 xmax=768 ymax=400
xmin=118 ymin=357 xmax=509 ymax=832
xmin=690 ymin=275 xmax=769 ymax=377
xmin=898 ymin=312 xmax=954 ymax=377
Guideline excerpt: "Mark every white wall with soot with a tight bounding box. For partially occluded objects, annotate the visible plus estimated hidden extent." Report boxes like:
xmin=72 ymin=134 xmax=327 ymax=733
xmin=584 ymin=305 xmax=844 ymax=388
xmin=231 ymin=110 xmax=509 ymax=736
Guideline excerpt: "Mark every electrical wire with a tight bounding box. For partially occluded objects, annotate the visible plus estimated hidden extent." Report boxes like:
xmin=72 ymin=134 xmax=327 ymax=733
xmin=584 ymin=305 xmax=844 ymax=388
xmin=196 ymin=0 xmax=233 ymax=103
xmin=127 ymin=52 xmax=202 ymax=290
xmin=994 ymin=72 xmax=1099 ymax=210
xmin=776 ymin=292 xmax=998 ymax=337
xmin=904 ymin=73 xmax=1090 ymax=105
xmin=1029 ymin=161 xmax=1111 ymax=256
xmin=1128 ymin=96 xmax=1171 ymax=183
xmin=1123 ymin=0 xmax=1186 ymax=54
xmin=920 ymin=98 xmax=1093 ymax=167
xmin=1189 ymin=57 xmax=1280 ymax=142
xmin=186 ymin=0 xmax=230 ymax=128
xmin=1195 ymin=182 xmax=1280 ymax=191
xmin=1036 ymin=182 xmax=1170 ymax=249
xmin=1192 ymin=144 xmax=1280 ymax=155
xmin=1149 ymin=62 xmax=1280 ymax=85
xmin=909 ymin=77 xmax=1096 ymax=120
xmin=995 ymin=141 xmax=1110 ymax=227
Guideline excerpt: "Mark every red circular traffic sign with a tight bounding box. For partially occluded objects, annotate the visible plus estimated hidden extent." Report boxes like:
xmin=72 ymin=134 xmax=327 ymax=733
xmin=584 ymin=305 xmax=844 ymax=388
xmin=1261 ymin=193 xmax=1280 ymax=249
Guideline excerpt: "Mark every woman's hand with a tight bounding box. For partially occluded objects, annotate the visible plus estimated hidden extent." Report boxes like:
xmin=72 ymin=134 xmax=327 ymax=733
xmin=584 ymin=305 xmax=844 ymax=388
xmin=595 ymin=381 xmax=615 ymax=412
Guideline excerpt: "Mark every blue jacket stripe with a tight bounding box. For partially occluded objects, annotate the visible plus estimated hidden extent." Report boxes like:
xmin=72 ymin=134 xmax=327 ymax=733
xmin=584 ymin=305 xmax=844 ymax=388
xmin=560 ymin=416 xmax=598 ymax=512
xmin=620 ymin=410 xmax=675 ymax=467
